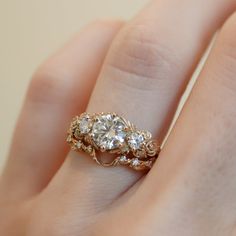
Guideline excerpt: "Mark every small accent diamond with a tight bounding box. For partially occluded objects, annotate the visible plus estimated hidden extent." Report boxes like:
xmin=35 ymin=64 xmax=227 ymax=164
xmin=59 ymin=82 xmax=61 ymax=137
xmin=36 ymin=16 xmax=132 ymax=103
xmin=145 ymin=160 xmax=153 ymax=168
xmin=131 ymin=158 xmax=140 ymax=167
xmin=119 ymin=155 xmax=128 ymax=164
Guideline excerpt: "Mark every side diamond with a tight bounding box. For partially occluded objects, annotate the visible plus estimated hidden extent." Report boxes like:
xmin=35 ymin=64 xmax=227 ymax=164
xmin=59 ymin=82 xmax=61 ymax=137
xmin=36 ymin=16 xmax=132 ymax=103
xmin=79 ymin=116 xmax=91 ymax=134
xmin=128 ymin=132 xmax=144 ymax=150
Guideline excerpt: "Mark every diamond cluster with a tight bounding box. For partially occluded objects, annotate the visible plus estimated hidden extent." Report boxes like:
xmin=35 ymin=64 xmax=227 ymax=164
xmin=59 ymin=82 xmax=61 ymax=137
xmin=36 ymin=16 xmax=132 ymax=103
xmin=67 ymin=112 xmax=160 ymax=170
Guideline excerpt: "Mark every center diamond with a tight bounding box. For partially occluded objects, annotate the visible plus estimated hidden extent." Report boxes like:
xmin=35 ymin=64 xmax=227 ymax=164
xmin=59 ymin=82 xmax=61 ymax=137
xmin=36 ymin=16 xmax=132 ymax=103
xmin=92 ymin=114 xmax=127 ymax=150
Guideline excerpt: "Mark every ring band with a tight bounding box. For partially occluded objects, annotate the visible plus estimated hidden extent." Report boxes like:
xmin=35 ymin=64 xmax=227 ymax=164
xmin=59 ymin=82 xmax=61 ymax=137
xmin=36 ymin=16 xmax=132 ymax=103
xmin=67 ymin=112 xmax=160 ymax=171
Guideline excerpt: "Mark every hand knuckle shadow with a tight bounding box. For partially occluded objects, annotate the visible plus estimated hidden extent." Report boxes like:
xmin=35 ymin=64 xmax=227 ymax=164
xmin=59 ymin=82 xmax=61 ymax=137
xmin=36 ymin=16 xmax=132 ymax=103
xmin=104 ymin=19 xmax=179 ymax=90
xmin=27 ymin=66 xmax=71 ymax=105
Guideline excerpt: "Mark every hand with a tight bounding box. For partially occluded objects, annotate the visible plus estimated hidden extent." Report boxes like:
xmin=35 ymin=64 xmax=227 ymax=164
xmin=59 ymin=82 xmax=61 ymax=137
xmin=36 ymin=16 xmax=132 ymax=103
xmin=1 ymin=0 xmax=236 ymax=235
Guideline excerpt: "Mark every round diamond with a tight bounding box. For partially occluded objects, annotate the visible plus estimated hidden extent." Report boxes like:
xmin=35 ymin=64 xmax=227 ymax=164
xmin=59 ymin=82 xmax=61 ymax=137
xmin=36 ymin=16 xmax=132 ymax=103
xmin=92 ymin=114 xmax=127 ymax=150
xmin=79 ymin=116 xmax=91 ymax=134
xmin=128 ymin=132 xmax=144 ymax=150
xmin=119 ymin=155 xmax=128 ymax=164
xmin=131 ymin=158 xmax=140 ymax=167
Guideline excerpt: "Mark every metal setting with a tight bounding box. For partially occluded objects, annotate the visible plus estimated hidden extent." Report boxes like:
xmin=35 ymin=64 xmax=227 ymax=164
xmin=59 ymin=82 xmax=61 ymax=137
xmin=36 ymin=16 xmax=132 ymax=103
xmin=67 ymin=112 xmax=160 ymax=171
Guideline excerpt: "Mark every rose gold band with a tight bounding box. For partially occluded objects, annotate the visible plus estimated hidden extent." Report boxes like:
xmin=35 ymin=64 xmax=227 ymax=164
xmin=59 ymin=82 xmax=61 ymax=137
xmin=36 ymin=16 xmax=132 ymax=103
xmin=67 ymin=112 xmax=160 ymax=171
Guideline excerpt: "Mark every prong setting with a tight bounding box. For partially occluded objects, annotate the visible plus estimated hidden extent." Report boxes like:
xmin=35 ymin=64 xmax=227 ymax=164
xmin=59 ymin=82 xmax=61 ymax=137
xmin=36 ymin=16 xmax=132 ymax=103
xmin=66 ymin=112 xmax=160 ymax=171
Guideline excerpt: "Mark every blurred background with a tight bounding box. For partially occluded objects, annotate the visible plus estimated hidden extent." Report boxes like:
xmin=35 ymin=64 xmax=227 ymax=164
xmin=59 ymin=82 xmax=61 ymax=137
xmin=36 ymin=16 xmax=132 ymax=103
xmin=0 ymin=0 xmax=148 ymax=170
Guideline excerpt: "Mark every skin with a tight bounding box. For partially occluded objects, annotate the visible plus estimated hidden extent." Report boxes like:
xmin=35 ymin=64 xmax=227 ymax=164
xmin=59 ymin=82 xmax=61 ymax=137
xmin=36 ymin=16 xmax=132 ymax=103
xmin=1 ymin=0 xmax=236 ymax=235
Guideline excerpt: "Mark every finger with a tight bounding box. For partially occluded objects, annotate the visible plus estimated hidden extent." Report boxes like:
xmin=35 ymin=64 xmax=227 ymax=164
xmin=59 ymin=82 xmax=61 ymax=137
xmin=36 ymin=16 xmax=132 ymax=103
xmin=0 ymin=20 xmax=123 ymax=201
xmin=53 ymin=0 xmax=236 ymax=211
xmin=142 ymin=13 xmax=236 ymax=233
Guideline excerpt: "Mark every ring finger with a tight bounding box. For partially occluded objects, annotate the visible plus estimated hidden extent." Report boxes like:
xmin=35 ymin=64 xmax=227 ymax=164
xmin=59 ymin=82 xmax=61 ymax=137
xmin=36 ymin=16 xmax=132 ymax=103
xmin=48 ymin=0 xmax=236 ymax=213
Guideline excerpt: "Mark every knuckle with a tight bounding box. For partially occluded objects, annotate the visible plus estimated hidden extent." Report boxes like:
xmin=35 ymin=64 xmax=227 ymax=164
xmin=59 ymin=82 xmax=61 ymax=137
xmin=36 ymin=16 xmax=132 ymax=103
xmin=28 ymin=65 xmax=69 ymax=105
xmin=106 ymin=19 xmax=178 ymax=87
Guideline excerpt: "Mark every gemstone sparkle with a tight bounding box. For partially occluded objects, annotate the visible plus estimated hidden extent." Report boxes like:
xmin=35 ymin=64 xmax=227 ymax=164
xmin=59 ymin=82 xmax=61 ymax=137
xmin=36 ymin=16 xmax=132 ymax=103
xmin=131 ymin=158 xmax=140 ymax=167
xmin=79 ymin=116 xmax=91 ymax=134
xmin=128 ymin=132 xmax=144 ymax=150
xmin=91 ymin=114 xmax=127 ymax=150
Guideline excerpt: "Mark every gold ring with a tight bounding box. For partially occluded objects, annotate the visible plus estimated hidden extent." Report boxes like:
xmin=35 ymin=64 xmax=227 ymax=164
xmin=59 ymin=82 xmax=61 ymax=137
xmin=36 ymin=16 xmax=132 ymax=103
xmin=66 ymin=112 xmax=160 ymax=171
